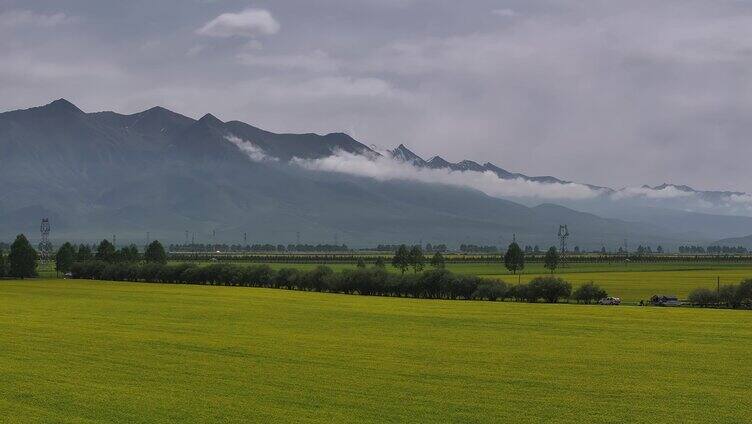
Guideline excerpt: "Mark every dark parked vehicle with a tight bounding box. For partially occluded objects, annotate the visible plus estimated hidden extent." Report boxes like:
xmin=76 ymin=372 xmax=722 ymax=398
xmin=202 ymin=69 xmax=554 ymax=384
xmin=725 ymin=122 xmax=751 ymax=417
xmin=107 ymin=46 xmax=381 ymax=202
xmin=650 ymin=295 xmax=681 ymax=307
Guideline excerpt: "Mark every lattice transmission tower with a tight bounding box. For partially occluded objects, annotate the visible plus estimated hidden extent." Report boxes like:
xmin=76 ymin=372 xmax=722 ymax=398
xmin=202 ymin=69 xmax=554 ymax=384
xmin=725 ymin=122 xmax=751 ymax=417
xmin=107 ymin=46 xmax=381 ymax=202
xmin=39 ymin=218 xmax=52 ymax=264
xmin=558 ymin=224 xmax=569 ymax=267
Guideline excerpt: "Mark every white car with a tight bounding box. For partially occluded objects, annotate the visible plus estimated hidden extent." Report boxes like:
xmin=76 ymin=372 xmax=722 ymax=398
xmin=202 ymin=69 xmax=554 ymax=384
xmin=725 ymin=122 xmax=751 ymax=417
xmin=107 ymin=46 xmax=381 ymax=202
xmin=598 ymin=297 xmax=621 ymax=305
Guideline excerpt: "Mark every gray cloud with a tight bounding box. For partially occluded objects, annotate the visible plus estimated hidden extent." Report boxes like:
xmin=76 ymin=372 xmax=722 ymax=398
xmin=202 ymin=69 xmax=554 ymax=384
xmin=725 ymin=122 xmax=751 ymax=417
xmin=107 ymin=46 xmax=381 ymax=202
xmin=0 ymin=9 xmax=76 ymax=27
xmin=197 ymin=8 xmax=279 ymax=37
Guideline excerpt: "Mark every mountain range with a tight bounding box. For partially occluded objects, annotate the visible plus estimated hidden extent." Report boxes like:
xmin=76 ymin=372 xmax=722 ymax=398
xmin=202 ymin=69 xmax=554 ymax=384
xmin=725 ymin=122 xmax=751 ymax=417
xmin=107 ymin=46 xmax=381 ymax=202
xmin=388 ymin=144 xmax=746 ymax=202
xmin=2 ymin=99 xmax=751 ymax=249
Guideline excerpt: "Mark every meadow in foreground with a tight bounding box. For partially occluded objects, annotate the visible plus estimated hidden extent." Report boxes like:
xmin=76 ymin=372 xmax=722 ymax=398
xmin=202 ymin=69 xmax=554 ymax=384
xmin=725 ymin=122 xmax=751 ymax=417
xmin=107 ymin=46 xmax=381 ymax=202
xmin=1 ymin=279 xmax=750 ymax=423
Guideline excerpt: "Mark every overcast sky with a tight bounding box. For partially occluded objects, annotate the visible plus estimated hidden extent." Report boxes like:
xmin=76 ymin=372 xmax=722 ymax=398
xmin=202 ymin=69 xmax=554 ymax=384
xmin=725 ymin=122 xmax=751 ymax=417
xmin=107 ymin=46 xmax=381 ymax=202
xmin=2 ymin=0 xmax=752 ymax=191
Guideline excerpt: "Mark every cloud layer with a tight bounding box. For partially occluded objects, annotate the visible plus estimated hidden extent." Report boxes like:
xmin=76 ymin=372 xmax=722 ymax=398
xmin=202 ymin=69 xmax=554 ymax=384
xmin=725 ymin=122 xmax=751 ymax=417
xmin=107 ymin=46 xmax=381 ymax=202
xmin=294 ymin=150 xmax=603 ymax=200
xmin=292 ymin=150 xmax=752 ymax=216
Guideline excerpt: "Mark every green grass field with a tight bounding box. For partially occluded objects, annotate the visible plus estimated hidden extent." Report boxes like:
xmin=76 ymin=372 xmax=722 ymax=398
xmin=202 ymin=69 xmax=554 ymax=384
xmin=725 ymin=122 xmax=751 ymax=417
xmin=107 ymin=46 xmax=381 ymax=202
xmin=181 ymin=261 xmax=752 ymax=303
xmin=1 ymin=278 xmax=751 ymax=423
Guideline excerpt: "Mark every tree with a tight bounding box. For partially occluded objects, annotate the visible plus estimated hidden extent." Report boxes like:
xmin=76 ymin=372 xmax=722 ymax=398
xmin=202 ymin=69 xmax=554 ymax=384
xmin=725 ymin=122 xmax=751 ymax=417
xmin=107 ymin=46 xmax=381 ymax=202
xmin=504 ymin=242 xmax=525 ymax=274
xmin=356 ymin=258 xmax=366 ymax=268
xmin=572 ymin=282 xmax=607 ymax=304
xmin=430 ymin=251 xmax=445 ymax=269
xmin=391 ymin=245 xmax=411 ymax=274
xmin=118 ymin=244 xmax=140 ymax=262
xmin=145 ymin=240 xmax=167 ymax=264
xmin=0 ymin=248 xmax=6 ymax=277
xmin=543 ymin=247 xmax=559 ymax=274
xmin=95 ymin=239 xmax=116 ymax=262
xmin=409 ymin=245 xmax=425 ymax=273
xmin=528 ymin=276 xmax=571 ymax=303
xmin=737 ymin=279 xmax=752 ymax=308
xmin=9 ymin=234 xmax=38 ymax=278
xmin=76 ymin=244 xmax=92 ymax=261
xmin=374 ymin=257 xmax=386 ymax=268
xmin=688 ymin=287 xmax=718 ymax=307
xmin=55 ymin=242 xmax=76 ymax=275
xmin=718 ymin=284 xmax=740 ymax=308
xmin=471 ymin=280 xmax=508 ymax=301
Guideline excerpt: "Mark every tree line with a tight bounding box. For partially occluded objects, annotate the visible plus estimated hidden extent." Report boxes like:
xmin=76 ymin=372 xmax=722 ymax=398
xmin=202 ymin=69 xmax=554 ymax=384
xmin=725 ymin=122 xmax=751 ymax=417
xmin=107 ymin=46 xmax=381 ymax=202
xmin=687 ymin=280 xmax=752 ymax=309
xmin=679 ymin=245 xmax=749 ymax=254
xmin=0 ymin=234 xmax=171 ymax=279
xmin=373 ymin=244 xmax=449 ymax=253
xmin=54 ymin=239 xmax=168 ymax=273
xmin=2 ymin=235 xmax=607 ymax=305
xmin=169 ymin=243 xmax=350 ymax=253
xmin=68 ymin=260 xmax=607 ymax=303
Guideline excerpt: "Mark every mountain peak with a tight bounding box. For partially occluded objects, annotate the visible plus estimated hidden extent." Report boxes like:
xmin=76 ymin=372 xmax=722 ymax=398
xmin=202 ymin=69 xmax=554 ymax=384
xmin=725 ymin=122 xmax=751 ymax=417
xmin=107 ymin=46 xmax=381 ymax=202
xmin=653 ymin=183 xmax=695 ymax=192
xmin=427 ymin=156 xmax=452 ymax=169
xmin=390 ymin=144 xmax=425 ymax=165
xmin=142 ymin=105 xmax=170 ymax=114
xmin=44 ymin=98 xmax=84 ymax=114
xmin=198 ymin=113 xmax=224 ymax=127
xmin=454 ymin=160 xmax=486 ymax=172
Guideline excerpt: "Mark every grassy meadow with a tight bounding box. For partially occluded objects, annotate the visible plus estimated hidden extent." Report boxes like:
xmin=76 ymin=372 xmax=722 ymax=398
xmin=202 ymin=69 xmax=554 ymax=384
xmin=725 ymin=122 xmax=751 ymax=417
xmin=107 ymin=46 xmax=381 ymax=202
xmin=1 ymin=278 xmax=750 ymax=423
